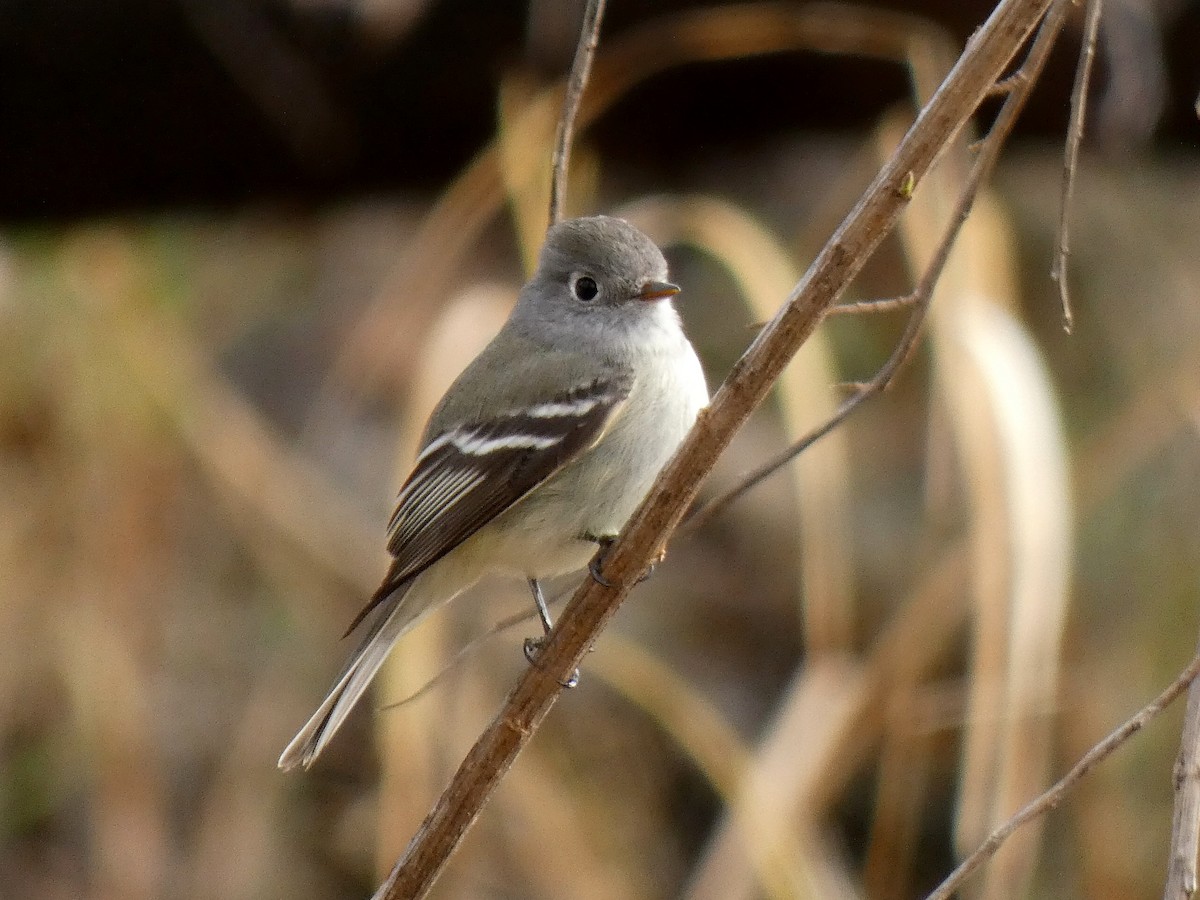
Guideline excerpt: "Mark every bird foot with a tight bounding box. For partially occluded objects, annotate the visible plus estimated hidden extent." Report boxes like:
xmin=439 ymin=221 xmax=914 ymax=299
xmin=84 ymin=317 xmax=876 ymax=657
xmin=523 ymin=636 xmax=579 ymax=688
xmin=589 ymin=538 xmax=665 ymax=586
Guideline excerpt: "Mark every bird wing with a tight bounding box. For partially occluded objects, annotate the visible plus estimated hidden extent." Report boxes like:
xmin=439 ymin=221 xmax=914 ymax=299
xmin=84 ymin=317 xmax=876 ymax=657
xmin=342 ymin=374 xmax=632 ymax=635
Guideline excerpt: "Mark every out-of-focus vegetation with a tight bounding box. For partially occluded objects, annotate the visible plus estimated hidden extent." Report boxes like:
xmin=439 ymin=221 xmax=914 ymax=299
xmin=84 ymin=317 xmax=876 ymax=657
xmin=2 ymin=4 xmax=1200 ymax=900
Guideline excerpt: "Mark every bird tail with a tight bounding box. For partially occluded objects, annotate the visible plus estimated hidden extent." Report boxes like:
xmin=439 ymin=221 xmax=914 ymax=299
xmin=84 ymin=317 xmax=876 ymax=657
xmin=278 ymin=578 xmax=421 ymax=771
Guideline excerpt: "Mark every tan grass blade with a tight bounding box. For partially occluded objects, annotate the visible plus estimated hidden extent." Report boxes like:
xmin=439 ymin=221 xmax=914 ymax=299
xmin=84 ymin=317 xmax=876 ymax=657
xmin=497 ymin=74 xmax=560 ymax=273
xmin=592 ymin=636 xmax=826 ymax=900
xmin=688 ymin=544 xmax=971 ymax=900
xmin=885 ymin=125 xmax=1073 ymax=896
xmin=680 ymin=658 xmax=869 ymax=900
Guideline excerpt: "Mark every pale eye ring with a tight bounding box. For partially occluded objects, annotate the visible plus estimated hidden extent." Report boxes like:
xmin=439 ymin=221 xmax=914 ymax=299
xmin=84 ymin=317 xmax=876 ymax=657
xmin=572 ymin=275 xmax=599 ymax=301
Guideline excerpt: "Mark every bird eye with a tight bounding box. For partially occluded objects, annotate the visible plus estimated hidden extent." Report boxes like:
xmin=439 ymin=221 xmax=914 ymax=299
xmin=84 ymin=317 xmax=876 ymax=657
xmin=572 ymin=275 xmax=599 ymax=301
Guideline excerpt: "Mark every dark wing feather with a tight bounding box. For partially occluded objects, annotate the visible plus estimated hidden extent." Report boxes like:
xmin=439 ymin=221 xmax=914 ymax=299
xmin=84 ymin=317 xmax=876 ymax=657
xmin=342 ymin=375 xmax=632 ymax=635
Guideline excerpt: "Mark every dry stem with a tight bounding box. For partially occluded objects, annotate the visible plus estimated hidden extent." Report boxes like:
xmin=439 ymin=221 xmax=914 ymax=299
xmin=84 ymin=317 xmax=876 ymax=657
xmin=825 ymin=295 xmax=921 ymax=315
xmin=547 ymin=0 xmax=607 ymax=227
xmin=1052 ymin=0 xmax=1103 ymax=333
xmin=1164 ymin=634 xmax=1200 ymax=899
xmin=928 ymin=652 xmax=1200 ymax=900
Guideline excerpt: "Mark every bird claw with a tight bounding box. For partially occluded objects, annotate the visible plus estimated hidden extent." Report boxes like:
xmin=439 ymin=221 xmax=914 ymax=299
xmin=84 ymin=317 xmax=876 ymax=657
xmin=591 ymin=541 xmax=664 ymax=586
xmin=523 ymin=636 xmax=579 ymax=688
xmin=522 ymin=636 xmax=541 ymax=663
xmin=588 ymin=554 xmax=613 ymax=587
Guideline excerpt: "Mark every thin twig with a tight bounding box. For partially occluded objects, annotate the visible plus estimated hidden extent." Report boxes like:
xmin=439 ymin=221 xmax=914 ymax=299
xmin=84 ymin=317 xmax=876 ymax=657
xmin=825 ymin=295 xmax=921 ymax=315
xmin=684 ymin=0 xmax=1069 ymax=537
xmin=373 ymin=2 xmax=1060 ymax=896
xmin=1052 ymin=0 xmax=1103 ymax=334
xmin=984 ymin=71 xmax=1027 ymax=98
xmin=547 ymin=0 xmax=608 ymax=226
xmin=927 ymin=653 xmax=1200 ymax=900
xmin=1163 ymin=633 xmax=1200 ymax=899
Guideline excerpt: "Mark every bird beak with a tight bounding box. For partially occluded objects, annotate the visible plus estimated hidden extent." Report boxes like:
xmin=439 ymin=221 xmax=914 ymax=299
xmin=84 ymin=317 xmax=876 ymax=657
xmin=637 ymin=280 xmax=681 ymax=301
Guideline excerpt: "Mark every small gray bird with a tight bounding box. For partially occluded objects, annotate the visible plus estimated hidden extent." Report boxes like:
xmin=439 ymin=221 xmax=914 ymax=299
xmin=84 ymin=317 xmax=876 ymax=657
xmin=279 ymin=215 xmax=708 ymax=770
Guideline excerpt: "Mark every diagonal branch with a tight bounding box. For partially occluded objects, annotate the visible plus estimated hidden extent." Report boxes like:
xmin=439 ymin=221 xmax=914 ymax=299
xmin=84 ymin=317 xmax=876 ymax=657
xmin=928 ymin=652 xmax=1200 ymax=900
xmin=372 ymin=1 xmax=1061 ymax=897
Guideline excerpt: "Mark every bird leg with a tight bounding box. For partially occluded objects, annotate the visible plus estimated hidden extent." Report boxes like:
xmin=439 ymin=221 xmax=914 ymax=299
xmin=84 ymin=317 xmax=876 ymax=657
xmin=530 ymin=576 xmax=554 ymax=633
xmin=522 ymin=578 xmax=579 ymax=688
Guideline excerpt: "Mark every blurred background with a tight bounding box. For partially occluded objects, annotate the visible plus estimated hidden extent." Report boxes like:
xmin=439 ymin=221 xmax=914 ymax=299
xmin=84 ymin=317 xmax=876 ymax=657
xmin=2 ymin=1 xmax=1200 ymax=898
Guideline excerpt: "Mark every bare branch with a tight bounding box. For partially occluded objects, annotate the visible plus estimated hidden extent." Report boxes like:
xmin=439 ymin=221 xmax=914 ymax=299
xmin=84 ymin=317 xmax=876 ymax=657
xmin=685 ymin=0 xmax=1070 ymax=537
xmin=372 ymin=2 xmax=1061 ymax=896
xmin=1163 ymin=634 xmax=1200 ymax=899
xmin=547 ymin=0 xmax=608 ymax=226
xmin=927 ymin=652 xmax=1200 ymax=900
xmin=824 ymin=294 xmax=921 ymax=315
xmin=1052 ymin=0 xmax=1103 ymax=334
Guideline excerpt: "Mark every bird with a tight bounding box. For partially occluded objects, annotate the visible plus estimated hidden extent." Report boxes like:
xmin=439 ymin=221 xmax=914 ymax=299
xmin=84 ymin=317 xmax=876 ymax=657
xmin=279 ymin=215 xmax=708 ymax=771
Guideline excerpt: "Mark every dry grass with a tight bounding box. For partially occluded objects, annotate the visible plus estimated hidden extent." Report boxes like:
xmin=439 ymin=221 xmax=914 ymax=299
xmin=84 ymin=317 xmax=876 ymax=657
xmin=2 ymin=5 xmax=1199 ymax=900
